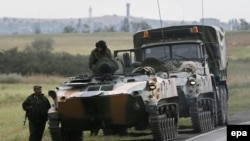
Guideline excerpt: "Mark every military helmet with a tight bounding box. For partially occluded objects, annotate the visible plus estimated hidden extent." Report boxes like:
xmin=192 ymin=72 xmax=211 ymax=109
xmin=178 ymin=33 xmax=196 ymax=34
xmin=95 ymin=40 xmax=107 ymax=49
xmin=33 ymin=85 xmax=42 ymax=89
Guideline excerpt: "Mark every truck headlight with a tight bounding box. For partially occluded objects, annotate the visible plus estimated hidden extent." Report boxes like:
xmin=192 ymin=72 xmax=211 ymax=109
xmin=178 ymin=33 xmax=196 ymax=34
xmin=189 ymin=80 xmax=196 ymax=85
xmin=148 ymin=82 xmax=156 ymax=91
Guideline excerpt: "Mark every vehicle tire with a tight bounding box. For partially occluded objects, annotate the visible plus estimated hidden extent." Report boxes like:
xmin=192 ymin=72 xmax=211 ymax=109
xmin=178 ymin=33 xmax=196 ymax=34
xmin=61 ymin=128 xmax=83 ymax=141
xmin=218 ymin=85 xmax=227 ymax=126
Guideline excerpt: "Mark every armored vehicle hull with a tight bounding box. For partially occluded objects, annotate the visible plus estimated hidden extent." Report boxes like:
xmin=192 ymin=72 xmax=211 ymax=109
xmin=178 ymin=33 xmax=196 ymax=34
xmin=48 ymin=58 xmax=179 ymax=141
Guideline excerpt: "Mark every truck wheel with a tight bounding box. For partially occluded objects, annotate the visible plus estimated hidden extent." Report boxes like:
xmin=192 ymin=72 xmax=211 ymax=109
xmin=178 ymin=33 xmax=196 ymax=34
xmin=218 ymin=86 xmax=227 ymax=126
xmin=61 ymin=128 xmax=83 ymax=141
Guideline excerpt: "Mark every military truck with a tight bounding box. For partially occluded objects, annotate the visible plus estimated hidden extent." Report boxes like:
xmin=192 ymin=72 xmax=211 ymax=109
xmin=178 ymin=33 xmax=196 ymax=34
xmin=47 ymin=55 xmax=179 ymax=140
xmin=130 ymin=25 xmax=228 ymax=132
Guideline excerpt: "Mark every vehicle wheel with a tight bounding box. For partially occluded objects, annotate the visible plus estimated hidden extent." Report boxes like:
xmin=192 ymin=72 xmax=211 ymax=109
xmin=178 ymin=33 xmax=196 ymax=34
xmin=61 ymin=128 xmax=83 ymax=141
xmin=90 ymin=128 xmax=99 ymax=136
xmin=218 ymin=85 xmax=227 ymax=126
xmin=191 ymin=99 xmax=215 ymax=133
xmin=223 ymin=86 xmax=229 ymax=125
xmin=149 ymin=104 xmax=178 ymax=141
xmin=48 ymin=120 xmax=62 ymax=141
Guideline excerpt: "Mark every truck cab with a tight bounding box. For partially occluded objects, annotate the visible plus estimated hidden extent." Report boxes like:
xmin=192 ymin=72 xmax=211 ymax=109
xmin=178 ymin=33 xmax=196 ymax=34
xmin=121 ymin=25 xmax=229 ymax=132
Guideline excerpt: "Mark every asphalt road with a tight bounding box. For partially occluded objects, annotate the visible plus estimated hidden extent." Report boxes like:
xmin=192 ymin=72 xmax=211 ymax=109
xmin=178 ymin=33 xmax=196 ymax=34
xmin=184 ymin=121 xmax=250 ymax=141
xmin=184 ymin=127 xmax=227 ymax=141
xmin=172 ymin=111 xmax=250 ymax=141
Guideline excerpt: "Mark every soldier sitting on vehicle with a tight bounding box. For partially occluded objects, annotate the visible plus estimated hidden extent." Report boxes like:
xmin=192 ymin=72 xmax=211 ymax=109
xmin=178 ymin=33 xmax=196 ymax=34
xmin=89 ymin=40 xmax=112 ymax=70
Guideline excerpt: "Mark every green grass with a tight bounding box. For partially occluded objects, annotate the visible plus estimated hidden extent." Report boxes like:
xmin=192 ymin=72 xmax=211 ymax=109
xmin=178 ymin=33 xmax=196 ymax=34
xmin=227 ymin=46 xmax=250 ymax=60
xmin=227 ymin=60 xmax=250 ymax=113
xmin=229 ymin=87 xmax=250 ymax=112
xmin=0 ymin=32 xmax=134 ymax=55
xmin=0 ymin=63 xmax=247 ymax=141
xmin=1 ymin=31 xmax=250 ymax=141
xmin=0 ymin=102 xmax=29 ymax=141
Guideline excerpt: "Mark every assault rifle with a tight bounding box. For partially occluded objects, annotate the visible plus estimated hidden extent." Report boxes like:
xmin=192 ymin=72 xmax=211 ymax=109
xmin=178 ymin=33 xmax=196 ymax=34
xmin=23 ymin=112 xmax=27 ymax=125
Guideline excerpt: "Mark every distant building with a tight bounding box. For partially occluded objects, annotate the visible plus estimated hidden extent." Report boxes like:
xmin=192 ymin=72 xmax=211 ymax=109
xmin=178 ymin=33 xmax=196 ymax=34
xmin=200 ymin=18 xmax=231 ymax=30
xmin=200 ymin=18 xmax=220 ymax=27
xmin=126 ymin=3 xmax=131 ymax=31
xmin=0 ymin=16 xmax=239 ymax=35
xmin=88 ymin=6 xmax=93 ymax=33
xmin=126 ymin=3 xmax=130 ymax=18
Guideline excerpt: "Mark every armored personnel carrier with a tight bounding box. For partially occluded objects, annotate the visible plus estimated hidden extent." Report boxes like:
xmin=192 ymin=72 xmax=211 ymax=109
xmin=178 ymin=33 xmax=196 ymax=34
xmin=132 ymin=25 xmax=228 ymax=132
xmin=48 ymin=56 xmax=179 ymax=140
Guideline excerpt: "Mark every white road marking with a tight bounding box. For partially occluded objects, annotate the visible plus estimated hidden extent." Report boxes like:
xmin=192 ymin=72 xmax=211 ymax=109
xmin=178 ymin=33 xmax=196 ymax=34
xmin=239 ymin=121 xmax=250 ymax=125
xmin=184 ymin=127 xmax=226 ymax=141
xmin=184 ymin=121 xmax=250 ymax=141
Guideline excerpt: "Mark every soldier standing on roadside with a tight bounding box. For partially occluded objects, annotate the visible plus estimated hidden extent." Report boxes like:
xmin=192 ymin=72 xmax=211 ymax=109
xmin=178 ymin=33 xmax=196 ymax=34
xmin=22 ymin=85 xmax=51 ymax=141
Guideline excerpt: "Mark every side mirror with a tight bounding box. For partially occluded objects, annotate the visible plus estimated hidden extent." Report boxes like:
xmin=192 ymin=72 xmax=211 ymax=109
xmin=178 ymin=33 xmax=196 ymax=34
xmin=202 ymin=62 xmax=205 ymax=67
xmin=123 ymin=53 xmax=131 ymax=67
xmin=202 ymin=54 xmax=208 ymax=67
xmin=48 ymin=90 xmax=57 ymax=99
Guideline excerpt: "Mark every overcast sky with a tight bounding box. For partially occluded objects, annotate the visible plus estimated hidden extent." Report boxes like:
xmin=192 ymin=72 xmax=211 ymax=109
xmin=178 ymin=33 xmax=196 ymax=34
xmin=0 ymin=0 xmax=249 ymax=22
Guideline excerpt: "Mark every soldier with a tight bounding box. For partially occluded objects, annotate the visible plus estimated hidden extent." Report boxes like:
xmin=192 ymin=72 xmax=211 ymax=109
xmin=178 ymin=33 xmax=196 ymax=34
xmin=89 ymin=40 xmax=112 ymax=70
xmin=22 ymin=85 xmax=51 ymax=141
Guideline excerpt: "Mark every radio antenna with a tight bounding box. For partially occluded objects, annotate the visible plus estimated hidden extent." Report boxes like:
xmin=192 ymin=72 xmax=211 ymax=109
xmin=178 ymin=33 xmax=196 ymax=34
xmin=201 ymin=0 xmax=205 ymax=41
xmin=201 ymin=0 xmax=204 ymax=25
xmin=157 ymin=0 xmax=165 ymax=40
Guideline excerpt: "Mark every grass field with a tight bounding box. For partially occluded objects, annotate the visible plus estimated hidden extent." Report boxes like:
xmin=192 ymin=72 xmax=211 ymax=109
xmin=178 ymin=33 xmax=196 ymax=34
xmin=0 ymin=32 xmax=134 ymax=55
xmin=1 ymin=31 xmax=250 ymax=141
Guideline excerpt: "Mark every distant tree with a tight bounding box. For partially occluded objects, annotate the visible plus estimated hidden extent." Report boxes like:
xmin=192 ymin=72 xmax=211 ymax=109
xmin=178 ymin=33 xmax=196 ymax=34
xmin=131 ymin=22 xmax=141 ymax=32
xmin=105 ymin=25 xmax=116 ymax=32
xmin=131 ymin=21 xmax=152 ymax=32
xmin=63 ymin=25 xmax=75 ymax=33
xmin=229 ymin=19 xmax=240 ymax=30
xmin=34 ymin=27 xmax=41 ymax=34
xmin=24 ymin=37 xmax=54 ymax=53
xmin=0 ymin=47 xmax=24 ymax=73
xmin=33 ymin=23 xmax=41 ymax=34
xmin=0 ymin=43 xmax=89 ymax=75
xmin=140 ymin=21 xmax=151 ymax=30
xmin=120 ymin=18 xmax=130 ymax=32
xmin=3 ymin=17 xmax=8 ymax=22
xmin=82 ymin=23 xmax=90 ymax=33
xmin=76 ymin=19 xmax=82 ymax=32
xmin=239 ymin=19 xmax=250 ymax=30
xmin=93 ymin=26 xmax=104 ymax=32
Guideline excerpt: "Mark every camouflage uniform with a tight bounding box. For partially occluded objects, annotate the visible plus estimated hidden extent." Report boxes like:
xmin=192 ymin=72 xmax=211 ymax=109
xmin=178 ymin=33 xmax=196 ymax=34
xmin=89 ymin=40 xmax=112 ymax=70
xmin=22 ymin=86 xmax=51 ymax=141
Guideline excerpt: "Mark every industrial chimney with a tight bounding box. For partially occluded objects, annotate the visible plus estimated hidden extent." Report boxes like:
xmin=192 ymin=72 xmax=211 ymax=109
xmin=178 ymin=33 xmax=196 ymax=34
xmin=126 ymin=3 xmax=130 ymax=18
xmin=88 ymin=6 xmax=92 ymax=33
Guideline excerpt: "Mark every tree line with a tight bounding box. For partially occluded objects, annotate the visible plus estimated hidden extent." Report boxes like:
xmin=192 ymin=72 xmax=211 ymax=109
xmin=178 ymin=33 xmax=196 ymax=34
xmin=0 ymin=37 xmax=89 ymax=76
